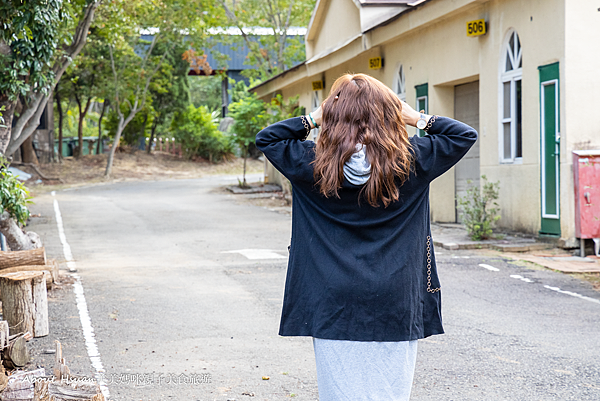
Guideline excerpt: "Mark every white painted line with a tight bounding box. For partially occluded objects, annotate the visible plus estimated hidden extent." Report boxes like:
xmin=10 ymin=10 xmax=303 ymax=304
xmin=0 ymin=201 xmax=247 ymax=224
xmin=452 ymin=255 xmax=471 ymax=259
xmin=510 ymin=274 xmax=534 ymax=283
xmin=479 ymin=263 xmax=500 ymax=272
xmin=543 ymin=285 xmax=600 ymax=305
xmin=52 ymin=193 xmax=110 ymax=399
xmin=222 ymin=249 xmax=286 ymax=259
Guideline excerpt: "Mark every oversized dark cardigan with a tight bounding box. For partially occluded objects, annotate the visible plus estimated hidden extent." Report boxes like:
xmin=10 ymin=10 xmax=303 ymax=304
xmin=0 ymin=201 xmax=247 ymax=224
xmin=256 ymin=116 xmax=477 ymax=341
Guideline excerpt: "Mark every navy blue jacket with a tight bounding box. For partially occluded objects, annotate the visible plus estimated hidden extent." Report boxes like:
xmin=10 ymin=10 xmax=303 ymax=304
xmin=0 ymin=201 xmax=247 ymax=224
xmin=256 ymin=116 xmax=477 ymax=341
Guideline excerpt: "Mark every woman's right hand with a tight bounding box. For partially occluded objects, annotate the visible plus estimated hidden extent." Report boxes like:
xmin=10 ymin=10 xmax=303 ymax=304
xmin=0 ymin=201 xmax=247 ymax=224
xmin=399 ymin=100 xmax=430 ymax=128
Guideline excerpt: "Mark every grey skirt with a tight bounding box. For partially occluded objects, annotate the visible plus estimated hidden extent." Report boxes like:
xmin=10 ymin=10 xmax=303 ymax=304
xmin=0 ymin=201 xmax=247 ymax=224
xmin=312 ymin=338 xmax=418 ymax=401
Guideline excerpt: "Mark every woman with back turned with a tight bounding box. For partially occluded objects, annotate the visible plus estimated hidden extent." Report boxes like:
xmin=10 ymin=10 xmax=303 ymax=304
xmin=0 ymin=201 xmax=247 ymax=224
xmin=256 ymin=73 xmax=477 ymax=401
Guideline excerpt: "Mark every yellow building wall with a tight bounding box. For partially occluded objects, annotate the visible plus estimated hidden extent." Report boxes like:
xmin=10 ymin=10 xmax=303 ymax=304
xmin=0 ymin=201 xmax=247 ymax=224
xmin=259 ymin=0 xmax=590 ymax=242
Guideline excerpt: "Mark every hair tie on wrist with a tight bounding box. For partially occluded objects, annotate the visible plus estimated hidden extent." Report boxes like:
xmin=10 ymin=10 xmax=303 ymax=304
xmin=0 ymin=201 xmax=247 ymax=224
xmin=309 ymin=113 xmax=318 ymax=128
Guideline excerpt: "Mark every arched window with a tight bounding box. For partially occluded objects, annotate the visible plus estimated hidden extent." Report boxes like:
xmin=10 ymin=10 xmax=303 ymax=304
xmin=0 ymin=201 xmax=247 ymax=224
xmin=500 ymin=30 xmax=522 ymax=162
xmin=394 ymin=64 xmax=406 ymax=101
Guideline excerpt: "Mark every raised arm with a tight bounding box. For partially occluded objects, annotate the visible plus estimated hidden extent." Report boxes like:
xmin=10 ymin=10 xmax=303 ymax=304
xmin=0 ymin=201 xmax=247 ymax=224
xmin=255 ymin=116 xmax=315 ymax=181
xmin=400 ymin=100 xmax=478 ymax=182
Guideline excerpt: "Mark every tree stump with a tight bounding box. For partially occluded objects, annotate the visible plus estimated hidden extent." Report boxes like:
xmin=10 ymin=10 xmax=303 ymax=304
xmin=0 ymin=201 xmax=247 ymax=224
xmin=0 ymin=262 xmax=59 ymax=288
xmin=0 ymin=247 xmax=46 ymax=269
xmin=0 ymin=271 xmax=49 ymax=337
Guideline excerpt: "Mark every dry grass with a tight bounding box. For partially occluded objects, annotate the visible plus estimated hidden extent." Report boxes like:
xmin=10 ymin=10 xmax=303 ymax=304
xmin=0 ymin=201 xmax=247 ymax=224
xmin=21 ymin=151 xmax=264 ymax=195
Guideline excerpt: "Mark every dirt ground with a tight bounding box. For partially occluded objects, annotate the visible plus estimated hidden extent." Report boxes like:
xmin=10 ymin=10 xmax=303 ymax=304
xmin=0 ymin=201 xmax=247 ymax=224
xmin=17 ymin=151 xmax=265 ymax=195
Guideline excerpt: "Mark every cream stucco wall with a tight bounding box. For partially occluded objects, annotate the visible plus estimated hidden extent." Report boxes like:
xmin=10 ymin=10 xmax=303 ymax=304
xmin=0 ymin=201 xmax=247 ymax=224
xmin=308 ymin=0 xmax=362 ymax=60
xmin=254 ymin=0 xmax=595 ymax=242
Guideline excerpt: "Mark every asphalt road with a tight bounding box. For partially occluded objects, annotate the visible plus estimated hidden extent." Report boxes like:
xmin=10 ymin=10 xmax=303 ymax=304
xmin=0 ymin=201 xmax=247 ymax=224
xmin=26 ymin=176 xmax=600 ymax=401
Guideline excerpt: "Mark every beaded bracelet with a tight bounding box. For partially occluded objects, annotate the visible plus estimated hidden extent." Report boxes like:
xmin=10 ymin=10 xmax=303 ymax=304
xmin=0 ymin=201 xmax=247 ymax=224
xmin=309 ymin=113 xmax=318 ymax=128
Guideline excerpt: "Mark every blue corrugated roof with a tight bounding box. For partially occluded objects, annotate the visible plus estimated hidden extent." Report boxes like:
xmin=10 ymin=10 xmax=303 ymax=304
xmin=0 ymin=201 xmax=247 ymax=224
xmin=139 ymin=34 xmax=304 ymax=73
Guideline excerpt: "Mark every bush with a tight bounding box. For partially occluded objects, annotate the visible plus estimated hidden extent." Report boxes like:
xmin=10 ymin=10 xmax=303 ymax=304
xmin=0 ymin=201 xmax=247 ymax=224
xmin=456 ymin=175 xmax=501 ymax=241
xmin=0 ymin=157 xmax=32 ymax=226
xmin=171 ymin=105 xmax=233 ymax=162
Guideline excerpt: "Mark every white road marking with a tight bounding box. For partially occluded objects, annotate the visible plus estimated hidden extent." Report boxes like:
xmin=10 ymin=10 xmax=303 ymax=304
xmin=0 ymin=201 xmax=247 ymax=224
xmin=52 ymin=192 xmax=110 ymax=399
xmin=479 ymin=263 xmax=500 ymax=272
xmin=452 ymin=255 xmax=471 ymax=259
xmin=543 ymin=285 xmax=600 ymax=305
xmin=222 ymin=249 xmax=286 ymax=259
xmin=510 ymin=274 xmax=534 ymax=283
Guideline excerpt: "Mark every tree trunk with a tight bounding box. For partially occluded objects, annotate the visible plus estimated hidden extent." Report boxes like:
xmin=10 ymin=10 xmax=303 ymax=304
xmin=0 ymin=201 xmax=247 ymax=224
xmin=138 ymin=112 xmax=148 ymax=152
xmin=0 ymin=99 xmax=17 ymax=155
xmin=105 ymin=118 xmax=124 ymax=177
xmin=0 ymin=271 xmax=49 ymax=338
xmin=22 ymin=135 xmax=39 ymax=164
xmin=0 ymin=211 xmax=42 ymax=251
xmin=147 ymin=119 xmax=158 ymax=154
xmin=97 ymin=99 xmax=108 ymax=155
xmin=55 ymin=88 xmax=64 ymax=161
xmin=0 ymin=247 xmax=46 ymax=269
xmin=242 ymin=145 xmax=248 ymax=187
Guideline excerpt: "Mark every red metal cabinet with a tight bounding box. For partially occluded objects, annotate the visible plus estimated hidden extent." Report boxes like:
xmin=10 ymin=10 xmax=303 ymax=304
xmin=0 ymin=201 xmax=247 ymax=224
xmin=573 ymin=150 xmax=600 ymax=239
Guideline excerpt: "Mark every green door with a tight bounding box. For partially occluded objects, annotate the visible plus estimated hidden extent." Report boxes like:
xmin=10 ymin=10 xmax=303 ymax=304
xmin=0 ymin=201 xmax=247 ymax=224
xmin=539 ymin=63 xmax=560 ymax=236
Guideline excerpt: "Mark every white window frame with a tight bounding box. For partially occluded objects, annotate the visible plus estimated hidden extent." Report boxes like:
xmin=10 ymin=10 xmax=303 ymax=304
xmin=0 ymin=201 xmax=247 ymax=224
xmin=498 ymin=29 xmax=523 ymax=164
xmin=394 ymin=64 xmax=406 ymax=102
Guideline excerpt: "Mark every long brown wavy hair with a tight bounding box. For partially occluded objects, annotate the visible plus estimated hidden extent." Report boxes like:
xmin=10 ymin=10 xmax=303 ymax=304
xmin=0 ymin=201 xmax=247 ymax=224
xmin=312 ymin=73 xmax=414 ymax=207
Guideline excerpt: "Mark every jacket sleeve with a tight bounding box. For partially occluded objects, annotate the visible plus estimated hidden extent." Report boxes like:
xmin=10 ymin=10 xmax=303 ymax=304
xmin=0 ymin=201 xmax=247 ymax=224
xmin=255 ymin=116 xmax=314 ymax=181
xmin=411 ymin=116 xmax=478 ymax=182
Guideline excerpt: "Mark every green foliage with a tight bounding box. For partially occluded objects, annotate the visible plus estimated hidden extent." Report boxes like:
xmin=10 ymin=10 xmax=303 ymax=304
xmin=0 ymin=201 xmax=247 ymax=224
xmin=0 ymin=0 xmax=64 ymax=100
xmin=0 ymin=156 xmax=31 ymax=226
xmin=218 ymin=0 xmax=317 ymax=81
xmin=228 ymin=92 xmax=268 ymax=152
xmin=267 ymin=94 xmax=302 ymax=123
xmin=189 ymin=76 xmax=222 ymax=112
xmin=457 ymin=175 xmax=501 ymax=241
xmin=171 ymin=105 xmax=232 ymax=162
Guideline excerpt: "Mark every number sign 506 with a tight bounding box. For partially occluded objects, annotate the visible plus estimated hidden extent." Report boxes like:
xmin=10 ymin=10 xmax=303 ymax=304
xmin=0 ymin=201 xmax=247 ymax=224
xmin=466 ymin=19 xmax=486 ymax=37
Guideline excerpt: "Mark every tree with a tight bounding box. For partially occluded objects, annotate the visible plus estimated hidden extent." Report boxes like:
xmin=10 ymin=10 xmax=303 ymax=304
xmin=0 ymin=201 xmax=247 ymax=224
xmin=219 ymin=0 xmax=315 ymax=81
xmin=146 ymin=41 xmax=191 ymax=153
xmin=101 ymin=0 xmax=215 ymax=177
xmin=0 ymin=0 xmax=101 ymax=157
xmin=228 ymin=91 xmax=268 ymax=187
xmin=60 ymin=29 xmax=111 ymax=158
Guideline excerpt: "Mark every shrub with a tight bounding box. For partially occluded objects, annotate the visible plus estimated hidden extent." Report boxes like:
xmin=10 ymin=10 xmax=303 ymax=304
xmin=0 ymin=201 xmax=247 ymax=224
xmin=171 ymin=105 xmax=233 ymax=162
xmin=228 ymin=94 xmax=269 ymax=187
xmin=456 ymin=175 xmax=501 ymax=241
xmin=0 ymin=157 xmax=32 ymax=226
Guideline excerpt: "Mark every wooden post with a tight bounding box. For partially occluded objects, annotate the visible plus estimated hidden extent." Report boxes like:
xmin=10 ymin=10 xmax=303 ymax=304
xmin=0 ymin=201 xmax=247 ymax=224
xmin=0 ymin=247 xmax=46 ymax=269
xmin=0 ymin=271 xmax=49 ymax=337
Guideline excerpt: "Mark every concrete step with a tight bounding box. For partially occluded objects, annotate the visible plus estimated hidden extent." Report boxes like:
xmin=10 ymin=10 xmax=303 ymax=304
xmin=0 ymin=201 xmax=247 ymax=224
xmin=490 ymin=243 xmax=551 ymax=252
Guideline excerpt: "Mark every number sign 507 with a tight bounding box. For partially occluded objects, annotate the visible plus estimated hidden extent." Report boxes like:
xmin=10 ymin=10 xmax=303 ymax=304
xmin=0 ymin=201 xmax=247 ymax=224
xmin=466 ymin=19 xmax=486 ymax=37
